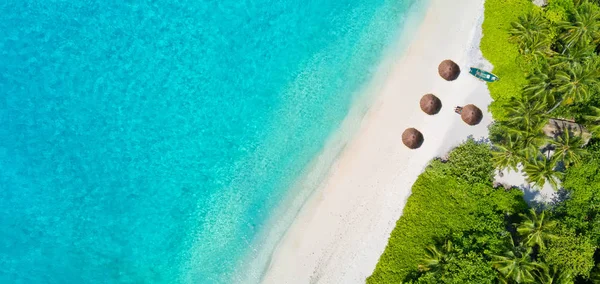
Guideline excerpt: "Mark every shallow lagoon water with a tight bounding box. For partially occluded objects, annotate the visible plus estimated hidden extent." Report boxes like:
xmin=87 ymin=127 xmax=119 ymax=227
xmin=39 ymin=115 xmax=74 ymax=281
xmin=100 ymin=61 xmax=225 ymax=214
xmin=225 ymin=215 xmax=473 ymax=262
xmin=0 ymin=0 xmax=425 ymax=282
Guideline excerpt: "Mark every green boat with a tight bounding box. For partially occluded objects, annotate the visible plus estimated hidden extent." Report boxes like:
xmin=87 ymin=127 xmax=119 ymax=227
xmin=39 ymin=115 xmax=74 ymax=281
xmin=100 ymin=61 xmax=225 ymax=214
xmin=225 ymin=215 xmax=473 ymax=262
xmin=469 ymin=67 xmax=499 ymax=82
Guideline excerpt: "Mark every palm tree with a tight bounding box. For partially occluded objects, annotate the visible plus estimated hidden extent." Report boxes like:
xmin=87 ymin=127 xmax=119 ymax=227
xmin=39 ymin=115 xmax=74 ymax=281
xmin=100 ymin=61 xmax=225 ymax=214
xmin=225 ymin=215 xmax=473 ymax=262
xmin=418 ymin=239 xmax=455 ymax=273
xmin=492 ymin=135 xmax=527 ymax=172
xmin=516 ymin=209 xmax=558 ymax=250
xmin=506 ymin=98 xmax=548 ymax=131
xmin=505 ymin=98 xmax=548 ymax=152
xmin=583 ymin=106 xmax=600 ymax=137
xmin=549 ymin=61 xmax=600 ymax=112
xmin=510 ymin=13 xmax=550 ymax=45
xmin=533 ymin=264 xmax=573 ymax=284
xmin=523 ymin=155 xmax=563 ymax=190
xmin=523 ymin=64 xmax=556 ymax=106
xmin=492 ymin=240 xmax=543 ymax=283
xmin=523 ymin=33 xmax=554 ymax=60
xmin=510 ymin=13 xmax=553 ymax=64
xmin=550 ymin=128 xmax=587 ymax=168
xmin=550 ymin=44 xmax=595 ymax=69
xmin=558 ymin=3 xmax=600 ymax=51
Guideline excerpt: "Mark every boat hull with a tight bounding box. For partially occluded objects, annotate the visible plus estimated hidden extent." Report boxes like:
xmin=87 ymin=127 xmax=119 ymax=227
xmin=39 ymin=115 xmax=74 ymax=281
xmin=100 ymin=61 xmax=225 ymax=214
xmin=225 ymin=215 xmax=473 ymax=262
xmin=469 ymin=67 xmax=499 ymax=82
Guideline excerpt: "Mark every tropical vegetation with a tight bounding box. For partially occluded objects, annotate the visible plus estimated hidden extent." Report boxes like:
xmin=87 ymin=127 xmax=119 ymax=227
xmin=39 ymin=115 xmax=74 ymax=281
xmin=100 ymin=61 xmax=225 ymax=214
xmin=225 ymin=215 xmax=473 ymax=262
xmin=368 ymin=139 xmax=600 ymax=283
xmin=486 ymin=0 xmax=600 ymax=190
xmin=367 ymin=140 xmax=527 ymax=283
xmin=368 ymin=0 xmax=600 ymax=282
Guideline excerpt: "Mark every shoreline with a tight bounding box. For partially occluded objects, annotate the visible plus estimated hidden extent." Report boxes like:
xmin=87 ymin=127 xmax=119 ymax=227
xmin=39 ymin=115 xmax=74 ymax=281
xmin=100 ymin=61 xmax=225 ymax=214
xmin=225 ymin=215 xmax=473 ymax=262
xmin=230 ymin=1 xmax=432 ymax=282
xmin=244 ymin=0 xmax=493 ymax=283
xmin=263 ymin=0 xmax=492 ymax=283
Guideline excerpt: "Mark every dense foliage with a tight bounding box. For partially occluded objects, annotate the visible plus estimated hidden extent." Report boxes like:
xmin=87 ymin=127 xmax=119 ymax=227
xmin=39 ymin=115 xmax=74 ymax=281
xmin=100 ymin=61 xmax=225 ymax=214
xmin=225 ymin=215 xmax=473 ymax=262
xmin=368 ymin=139 xmax=600 ymax=283
xmin=485 ymin=0 xmax=600 ymax=189
xmin=555 ymin=142 xmax=600 ymax=243
xmin=369 ymin=0 xmax=600 ymax=283
xmin=481 ymin=0 xmax=537 ymax=120
xmin=367 ymin=140 xmax=527 ymax=283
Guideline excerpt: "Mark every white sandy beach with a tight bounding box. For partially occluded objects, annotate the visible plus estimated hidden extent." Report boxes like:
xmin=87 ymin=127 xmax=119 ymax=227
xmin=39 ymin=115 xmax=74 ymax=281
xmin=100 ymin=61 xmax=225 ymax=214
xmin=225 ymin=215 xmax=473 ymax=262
xmin=259 ymin=0 xmax=494 ymax=283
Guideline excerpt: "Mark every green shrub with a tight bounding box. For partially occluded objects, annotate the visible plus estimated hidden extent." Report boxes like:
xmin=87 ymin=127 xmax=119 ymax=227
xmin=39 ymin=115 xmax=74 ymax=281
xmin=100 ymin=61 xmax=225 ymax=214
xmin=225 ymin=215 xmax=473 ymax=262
xmin=368 ymin=1 xmax=600 ymax=281
xmin=424 ymin=251 xmax=497 ymax=284
xmin=548 ymin=142 xmax=600 ymax=279
xmin=540 ymin=229 xmax=596 ymax=278
xmin=480 ymin=0 xmax=536 ymax=120
xmin=405 ymin=250 xmax=497 ymax=284
xmin=444 ymin=139 xmax=495 ymax=184
xmin=545 ymin=0 xmax=575 ymax=23
xmin=366 ymin=140 xmax=526 ymax=283
xmin=556 ymin=142 xmax=600 ymax=242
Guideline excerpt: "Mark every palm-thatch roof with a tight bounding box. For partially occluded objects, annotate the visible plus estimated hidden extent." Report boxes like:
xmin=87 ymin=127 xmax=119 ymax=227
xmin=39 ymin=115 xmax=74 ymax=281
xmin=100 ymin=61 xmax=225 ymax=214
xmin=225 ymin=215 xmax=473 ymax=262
xmin=461 ymin=104 xmax=483 ymax=126
xmin=438 ymin=60 xmax=460 ymax=81
xmin=420 ymin=94 xmax=442 ymax=115
xmin=402 ymin=128 xmax=424 ymax=149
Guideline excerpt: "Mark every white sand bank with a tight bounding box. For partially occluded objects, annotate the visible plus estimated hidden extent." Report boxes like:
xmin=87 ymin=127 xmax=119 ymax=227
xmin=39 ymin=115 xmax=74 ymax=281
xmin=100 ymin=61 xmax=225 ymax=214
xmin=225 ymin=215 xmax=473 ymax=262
xmin=261 ymin=0 xmax=492 ymax=283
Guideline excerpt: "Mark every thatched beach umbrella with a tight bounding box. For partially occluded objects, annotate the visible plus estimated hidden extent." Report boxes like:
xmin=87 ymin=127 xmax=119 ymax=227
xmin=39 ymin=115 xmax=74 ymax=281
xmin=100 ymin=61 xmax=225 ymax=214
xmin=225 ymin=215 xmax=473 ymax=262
xmin=420 ymin=94 xmax=442 ymax=115
xmin=402 ymin=128 xmax=424 ymax=149
xmin=438 ymin=60 xmax=460 ymax=81
xmin=461 ymin=104 xmax=483 ymax=125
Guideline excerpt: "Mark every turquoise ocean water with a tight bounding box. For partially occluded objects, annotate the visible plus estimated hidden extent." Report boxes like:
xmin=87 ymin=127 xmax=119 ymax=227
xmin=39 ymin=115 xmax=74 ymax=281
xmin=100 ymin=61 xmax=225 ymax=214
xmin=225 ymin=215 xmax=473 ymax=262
xmin=0 ymin=0 xmax=427 ymax=283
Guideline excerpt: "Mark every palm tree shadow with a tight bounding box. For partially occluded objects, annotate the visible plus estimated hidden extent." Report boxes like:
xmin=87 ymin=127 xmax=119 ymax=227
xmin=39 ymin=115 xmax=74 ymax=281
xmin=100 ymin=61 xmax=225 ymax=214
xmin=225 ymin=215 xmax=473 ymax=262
xmin=520 ymin=184 xmax=546 ymax=208
xmin=549 ymin=188 xmax=570 ymax=206
xmin=518 ymin=183 xmax=562 ymax=209
xmin=495 ymin=166 xmax=558 ymax=207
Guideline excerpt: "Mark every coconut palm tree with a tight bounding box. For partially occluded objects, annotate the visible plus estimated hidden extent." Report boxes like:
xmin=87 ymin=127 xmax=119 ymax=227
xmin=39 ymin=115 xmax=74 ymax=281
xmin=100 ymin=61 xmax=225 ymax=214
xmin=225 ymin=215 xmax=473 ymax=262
xmin=533 ymin=264 xmax=573 ymax=284
xmin=510 ymin=14 xmax=553 ymax=65
xmin=516 ymin=209 xmax=558 ymax=250
xmin=506 ymin=98 xmax=548 ymax=131
xmin=492 ymin=241 xmax=543 ymax=283
xmin=549 ymin=61 xmax=600 ymax=112
xmin=550 ymin=128 xmax=587 ymax=168
xmin=523 ymin=155 xmax=563 ymax=190
xmin=510 ymin=13 xmax=550 ymax=45
xmin=492 ymin=135 xmax=526 ymax=172
xmin=583 ymin=105 xmax=600 ymax=137
xmin=418 ymin=239 xmax=455 ymax=273
xmin=505 ymin=98 xmax=548 ymax=153
xmin=524 ymin=34 xmax=554 ymax=60
xmin=523 ymin=64 xmax=556 ymax=106
xmin=558 ymin=3 xmax=600 ymax=51
xmin=550 ymin=44 xmax=595 ymax=69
